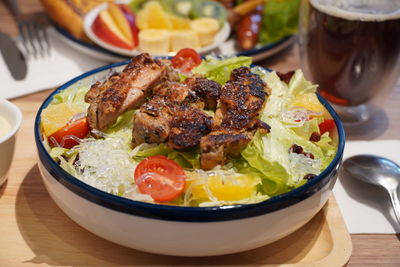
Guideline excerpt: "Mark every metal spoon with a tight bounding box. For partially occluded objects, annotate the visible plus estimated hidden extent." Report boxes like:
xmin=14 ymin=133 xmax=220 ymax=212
xmin=343 ymin=155 xmax=400 ymax=224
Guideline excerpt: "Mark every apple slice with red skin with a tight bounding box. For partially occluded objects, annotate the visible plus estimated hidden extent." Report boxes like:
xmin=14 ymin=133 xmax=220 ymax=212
xmin=92 ymin=9 xmax=134 ymax=50
xmin=118 ymin=4 xmax=139 ymax=48
xmin=108 ymin=3 xmax=133 ymax=46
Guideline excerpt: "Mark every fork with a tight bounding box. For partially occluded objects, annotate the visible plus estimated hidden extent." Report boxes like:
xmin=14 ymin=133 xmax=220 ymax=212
xmin=4 ymin=0 xmax=51 ymax=59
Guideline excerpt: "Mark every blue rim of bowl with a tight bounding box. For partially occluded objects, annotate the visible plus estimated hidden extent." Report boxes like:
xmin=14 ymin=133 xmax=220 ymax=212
xmin=34 ymin=60 xmax=346 ymax=222
xmin=53 ymin=22 xmax=294 ymax=59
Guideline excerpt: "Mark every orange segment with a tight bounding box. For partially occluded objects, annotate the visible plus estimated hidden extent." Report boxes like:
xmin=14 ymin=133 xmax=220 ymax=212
xmin=187 ymin=173 xmax=257 ymax=202
xmin=41 ymin=103 xmax=85 ymax=136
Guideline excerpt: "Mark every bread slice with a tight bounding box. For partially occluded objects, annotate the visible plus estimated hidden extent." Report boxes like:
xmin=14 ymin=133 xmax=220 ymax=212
xmin=40 ymin=0 xmax=113 ymax=40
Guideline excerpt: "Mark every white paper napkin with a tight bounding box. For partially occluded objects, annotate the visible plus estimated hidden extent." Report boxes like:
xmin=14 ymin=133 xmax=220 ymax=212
xmin=0 ymin=27 xmax=108 ymax=99
xmin=333 ymin=140 xmax=400 ymax=234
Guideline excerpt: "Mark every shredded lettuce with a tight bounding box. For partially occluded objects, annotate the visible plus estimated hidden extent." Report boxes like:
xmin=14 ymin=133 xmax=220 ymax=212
xmin=74 ymin=134 xmax=137 ymax=197
xmin=49 ymin=147 xmax=78 ymax=176
xmin=192 ymin=56 xmax=252 ymax=85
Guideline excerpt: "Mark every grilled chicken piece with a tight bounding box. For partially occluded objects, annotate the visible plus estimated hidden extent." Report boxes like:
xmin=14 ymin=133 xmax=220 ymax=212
xmin=184 ymin=77 xmax=222 ymax=109
xmin=200 ymin=67 xmax=268 ymax=169
xmin=85 ymin=72 xmax=120 ymax=104
xmin=168 ymin=106 xmax=212 ymax=150
xmin=152 ymin=81 xmax=190 ymax=102
xmin=132 ymin=99 xmax=173 ymax=145
xmin=200 ymin=131 xmax=252 ymax=170
xmin=85 ymin=53 xmax=168 ymax=131
xmin=132 ymin=82 xmax=189 ymax=145
xmin=253 ymin=119 xmax=271 ymax=133
xmin=132 ymin=77 xmax=220 ymax=149
xmin=217 ymin=66 xmax=266 ymax=129
xmin=85 ymin=72 xmax=121 ymax=130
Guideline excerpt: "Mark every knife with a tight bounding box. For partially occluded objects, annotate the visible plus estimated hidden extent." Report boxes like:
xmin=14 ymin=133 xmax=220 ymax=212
xmin=0 ymin=32 xmax=27 ymax=80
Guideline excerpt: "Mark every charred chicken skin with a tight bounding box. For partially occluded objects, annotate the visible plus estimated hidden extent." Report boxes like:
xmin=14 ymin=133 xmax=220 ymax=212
xmin=132 ymin=81 xmax=190 ymax=146
xmin=168 ymin=105 xmax=213 ymax=150
xmin=132 ymin=78 xmax=220 ymax=149
xmin=200 ymin=67 xmax=269 ymax=169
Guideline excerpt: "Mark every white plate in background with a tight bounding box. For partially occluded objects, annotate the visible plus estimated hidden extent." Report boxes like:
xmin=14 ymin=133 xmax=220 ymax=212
xmin=52 ymin=0 xmax=295 ymax=62
xmin=82 ymin=1 xmax=231 ymax=57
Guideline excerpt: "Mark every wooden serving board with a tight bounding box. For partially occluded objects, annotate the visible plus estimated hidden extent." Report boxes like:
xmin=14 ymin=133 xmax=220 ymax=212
xmin=0 ymin=100 xmax=352 ymax=267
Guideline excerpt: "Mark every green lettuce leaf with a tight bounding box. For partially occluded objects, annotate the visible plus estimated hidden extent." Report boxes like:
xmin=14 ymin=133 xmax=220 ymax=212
xmin=292 ymin=116 xmax=324 ymax=139
xmin=132 ymin=143 xmax=201 ymax=169
xmin=51 ymin=86 xmax=89 ymax=109
xmin=260 ymin=69 xmax=316 ymax=119
xmin=168 ymin=149 xmax=201 ymax=169
xmin=49 ymin=147 xmax=78 ymax=176
xmin=106 ymin=110 xmax=135 ymax=134
xmin=316 ymin=132 xmax=337 ymax=167
xmin=132 ymin=143 xmax=173 ymax=159
xmin=192 ymin=56 xmax=252 ymax=85
xmin=261 ymin=71 xmax=292 ymax=118
xmin=288 ymin=69 xmax=318 ymax=97
xmin=259 ymin=0 xmax=301 ymax=45
xmin=239 ymin=131 xmax=290 ymax=196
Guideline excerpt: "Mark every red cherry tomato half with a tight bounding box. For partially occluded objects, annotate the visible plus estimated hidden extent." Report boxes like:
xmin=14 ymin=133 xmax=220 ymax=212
xmin=134 ymin=155 xmax=186 ymax=202
xmin=171 ymin=48 xmax=202 ymax=73
xmin=318 ymin=119 xmax=335 ymax=135
xmin=49 ymin=117 xmax=90 ymax=149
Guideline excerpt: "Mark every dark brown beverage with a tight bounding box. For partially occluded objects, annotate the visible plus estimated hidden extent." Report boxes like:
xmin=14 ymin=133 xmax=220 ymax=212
xmin=300 ymin=0 xmax=400 ymax=112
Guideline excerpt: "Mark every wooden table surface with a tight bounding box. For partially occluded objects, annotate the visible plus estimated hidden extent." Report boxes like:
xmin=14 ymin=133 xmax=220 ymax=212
xmin=1 ymin=1 xmax=399 ymax=266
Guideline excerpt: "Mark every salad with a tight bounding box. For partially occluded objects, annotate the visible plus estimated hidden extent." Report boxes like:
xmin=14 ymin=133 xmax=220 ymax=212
xmin=40 ymin=49 xmax=337 ymax=207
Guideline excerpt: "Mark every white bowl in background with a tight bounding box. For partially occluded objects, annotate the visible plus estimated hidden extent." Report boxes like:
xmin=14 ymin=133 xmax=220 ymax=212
xmin=0 ymin=98 xmax=22 ymax=186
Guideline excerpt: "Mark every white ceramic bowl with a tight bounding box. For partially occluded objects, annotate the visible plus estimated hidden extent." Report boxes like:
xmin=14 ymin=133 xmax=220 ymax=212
xmin=34 ymin=61 xmax=345 ymax=256
xmin=0 ymin=98 xmax=22 ymax=186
